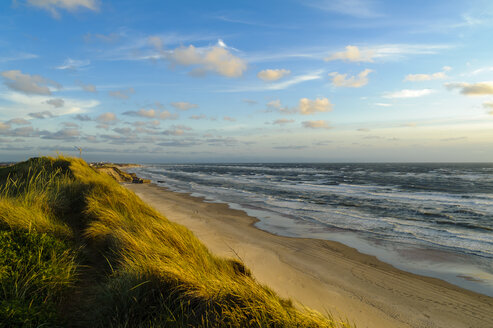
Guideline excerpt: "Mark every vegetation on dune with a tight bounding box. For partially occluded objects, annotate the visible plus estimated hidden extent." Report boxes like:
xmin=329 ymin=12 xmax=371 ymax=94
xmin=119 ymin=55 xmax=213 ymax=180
xmin=0 ymin=156 xmax=352 ymax=327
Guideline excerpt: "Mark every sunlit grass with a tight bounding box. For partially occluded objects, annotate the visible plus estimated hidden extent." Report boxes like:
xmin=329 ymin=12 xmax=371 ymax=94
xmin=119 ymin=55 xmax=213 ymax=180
xmin=0 ymin=156 xmax=353 ymax=327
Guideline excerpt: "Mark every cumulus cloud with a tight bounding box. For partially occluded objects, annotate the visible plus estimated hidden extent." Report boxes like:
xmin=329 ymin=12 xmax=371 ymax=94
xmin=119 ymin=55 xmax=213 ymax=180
xmin=131 ymin=120 xmax=160 ymax=129
xmin=383 ymin=89 xmax=434 ymax=98
xmin=329 ymin=69 xmax=373 ymax=88
xmin=325 ymin=45 xmax=374 ymax=63
xmin=266 ymin=97 xmax=333 ymax=115
xmin=123 ymin=108 xmax=178 ymax=120
xmin=80 ymin=82 xmax=97 ymax=93
xmin=170 ymin=102 xmax=198 ymax=111
xmin=152 ymin=40 xmax=247 ymax=77
xmin=74 ymin=114 xmax=91 ymax=121
xmin=45 ymin=98 xmax=65 ymax=108
xmin=445 ymin=82 xmax=493 ymax=96
xmin=243 ymin=99 xmax=257 ymax=105
xmin=1 ymin=70 xmax=61 ymax=95
xmin=123 ymin=108 xmax=155 ymax=118
xmin=405 ymin=66 xmax=450 ymax=81
xmin=148 ymin=35 xmax=164 ymax=50
xmin=0 ymin=126 xmax=39 ymax=137
xmin=163 ymin=125 xmax=192 ymax=136
xmin=298 ymin=97 xmax=333 ymax=115
xmin=266 ymin=99 xmax=282 ymax=110
xmin=56 ymin=58 xmax=90 ymax=70
xmin=6 ymin=118 xmax=30 ymax=125
xmin=257 ymin=69 xmax=291 ymax=81
xmin=108 ymin=87 xmax=135 ymax=99
xmin=41 ymin=128 xmax=80 ymax=140
xmin=96 ymin=112 xmax=117 ymax=123
xmin=24 ymin=0 xmax=100 ymax=18
xmin=189 ymin=114 xmax=207 ymax=120
xmin=29 ymin=111 xmax=55 ymax=119
xmin=272 ymin=119 xmax=294 ymax=125
xmin=302 ymin=120 xmax=330 ymax=129
xmin=113 ymin=127 xmax=132 ymax=135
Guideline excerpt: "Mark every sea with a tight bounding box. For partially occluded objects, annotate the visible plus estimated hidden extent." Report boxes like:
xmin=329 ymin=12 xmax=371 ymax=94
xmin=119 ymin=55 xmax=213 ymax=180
xmin=129 ymin=163 xmax=493 ymax=297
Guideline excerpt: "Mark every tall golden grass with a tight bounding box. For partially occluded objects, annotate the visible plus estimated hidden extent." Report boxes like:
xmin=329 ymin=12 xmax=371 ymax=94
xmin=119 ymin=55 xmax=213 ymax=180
xmin=0 ymin=156 xmax=353 ymax=327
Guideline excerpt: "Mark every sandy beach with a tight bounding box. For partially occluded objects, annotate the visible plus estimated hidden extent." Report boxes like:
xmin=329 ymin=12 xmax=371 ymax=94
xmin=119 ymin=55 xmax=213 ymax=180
xmin=126 ymin=183 xmax=493 ymax=328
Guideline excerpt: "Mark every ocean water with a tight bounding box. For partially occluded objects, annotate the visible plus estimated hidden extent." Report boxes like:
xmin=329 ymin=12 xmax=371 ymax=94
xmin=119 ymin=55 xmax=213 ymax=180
xmin=130 ymin=163 xmax=493 ymax=296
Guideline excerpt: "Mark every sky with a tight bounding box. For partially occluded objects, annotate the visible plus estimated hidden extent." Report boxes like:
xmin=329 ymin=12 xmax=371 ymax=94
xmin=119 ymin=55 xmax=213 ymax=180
xmin=1 ymin=0 xmax=493 ymax=163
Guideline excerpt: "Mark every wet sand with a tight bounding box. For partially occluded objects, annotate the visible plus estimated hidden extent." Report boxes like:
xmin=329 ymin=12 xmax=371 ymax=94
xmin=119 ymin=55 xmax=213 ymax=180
xmin=126 ymin=183 xmax=493 ymax=328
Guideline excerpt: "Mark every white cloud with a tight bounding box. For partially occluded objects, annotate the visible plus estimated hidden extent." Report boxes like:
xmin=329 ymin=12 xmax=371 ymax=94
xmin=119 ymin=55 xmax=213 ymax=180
xmin=147 ymin=35 xmax=164 ymax=50
xmin=108 ymin=87 xmax=135 ymax=99
xmin=329 ymin=69 xmax=373 ymax=87
xmin=325 ymin=45 xmax=374 ymax=63
xmin=1 ymin=70 xmax=61 ymax=95
xmin=272 ymin=119 xmax=294 ymax=125
xmin=25 ymin=0 xmax=99 ymax=18
xmin=56 ymin=58 xmax=90 ymax=70
xmin=166 ymin=45 xmax=247 ymax=78
xmin=223 ymin=70 xmax=323 ymax=92
xmin=29 ymin=111 xmax=55 ymax=119
xmin=80 ymin=83 xmax=97 ymax=93
xmin=123 ymin=108 xmax=178 ymax=120
xmin=45 ymin=98 xmax=65 ymax=108
xmin=170 ymin=102 xmax=198 ymax=111
xmin=0 ymin=53 xmax=38 ymax=63
xmin=302 ymin=120 xmax=330 ymax=129
xmin=217 ymin=39 xmax=227 ymax=48
xmin=129 ymin=108 xmax=156 ymax=118
xmin=96 ymin=112 xmax=117 ymax=123
xmin=257 ymin=69 xmax=291 ymax=81
xmin=445 ymin=82 xmax=493 ymax=96
xmin=299 ymin=97 xmax=333 ymax=115
xmin=469 ymin=67 xmax=493 ymax=76
xmin=0 ymin=92 xmax=98 ymax=119
xmin=243 ymin=99 xmax=257 ymax=105
xmin=163 ymin=125 xmax=192 ymax=136
xmin=383 ymin=89 xmax=434 ymax=99
xmin=374 ymin=103 xmax=392 ymax=107
xmin=189 ymin=114 xmax=207 ymax=120
xmin=483 ymin=101 xmax=493 ymax=109
xmin=266 ymin=99 xmax=282 ymax=110
xmin=6 ymin=118 xmax=30 ymax=125
xmin=405 ymin=67 xmax=450 ymax=81
xmin=41 ymin=128 xmax=80 ymax=140
xmin=266 ymin=97 xmax=333 ymax=115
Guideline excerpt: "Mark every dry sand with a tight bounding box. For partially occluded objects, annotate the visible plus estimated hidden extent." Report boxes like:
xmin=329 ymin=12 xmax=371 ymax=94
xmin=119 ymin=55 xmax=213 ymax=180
xmin=126 ymin=183 xmax=493 ymax=328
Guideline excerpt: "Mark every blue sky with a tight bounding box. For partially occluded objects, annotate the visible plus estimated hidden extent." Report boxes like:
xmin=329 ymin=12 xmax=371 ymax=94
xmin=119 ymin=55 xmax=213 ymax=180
xmin=1 ymin=0 xmax=493 ymax=162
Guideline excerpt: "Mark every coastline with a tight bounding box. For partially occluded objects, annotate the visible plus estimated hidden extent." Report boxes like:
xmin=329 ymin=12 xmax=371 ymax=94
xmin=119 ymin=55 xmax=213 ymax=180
xmin=126 ymin=182 xmax=493 ymax=328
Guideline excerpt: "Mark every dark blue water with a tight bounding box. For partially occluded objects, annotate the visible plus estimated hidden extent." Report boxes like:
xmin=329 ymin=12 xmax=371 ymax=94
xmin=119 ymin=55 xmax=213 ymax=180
xmin=131 ymin=163 xmax=493 ymax=295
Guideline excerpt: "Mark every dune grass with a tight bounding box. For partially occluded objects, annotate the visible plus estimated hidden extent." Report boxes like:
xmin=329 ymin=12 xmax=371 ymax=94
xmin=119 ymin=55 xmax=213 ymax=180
xmin=0 ymin=156 xmax=352 ymax=327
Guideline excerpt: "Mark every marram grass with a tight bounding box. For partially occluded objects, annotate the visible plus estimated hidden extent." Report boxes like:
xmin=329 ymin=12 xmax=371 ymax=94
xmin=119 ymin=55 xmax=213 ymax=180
xmin=0 ymin=156 xmax=353 ymax=327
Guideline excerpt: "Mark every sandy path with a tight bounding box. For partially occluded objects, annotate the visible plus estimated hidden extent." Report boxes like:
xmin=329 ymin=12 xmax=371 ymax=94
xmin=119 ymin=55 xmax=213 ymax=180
xmin=126 ymin=183 xmax=493 ymax=328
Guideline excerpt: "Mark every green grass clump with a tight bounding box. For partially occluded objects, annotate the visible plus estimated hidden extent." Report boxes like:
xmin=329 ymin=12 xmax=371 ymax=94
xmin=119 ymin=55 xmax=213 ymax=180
xmin=0 ymin=229 xmax=76 ymax=327
xmin=0 ymin=156 xmax=352 ymax=327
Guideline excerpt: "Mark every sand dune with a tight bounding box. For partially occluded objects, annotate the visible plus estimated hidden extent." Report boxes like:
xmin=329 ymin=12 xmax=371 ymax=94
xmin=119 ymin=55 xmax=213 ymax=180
xmin=126 ymin=183 xmax=493 ymax=328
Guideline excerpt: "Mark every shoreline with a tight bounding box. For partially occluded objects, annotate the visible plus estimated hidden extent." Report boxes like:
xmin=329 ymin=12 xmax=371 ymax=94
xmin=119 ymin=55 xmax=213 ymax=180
xmin=125 ymin=182 xmax=493 ymax=328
